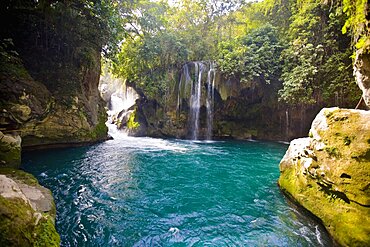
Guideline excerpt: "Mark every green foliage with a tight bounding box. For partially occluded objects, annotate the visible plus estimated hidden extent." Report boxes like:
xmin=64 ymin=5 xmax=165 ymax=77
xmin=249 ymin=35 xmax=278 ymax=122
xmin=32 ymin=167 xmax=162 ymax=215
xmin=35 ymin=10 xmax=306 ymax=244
xmin=278 ymin=0 xmax=359 ymax=106
xmin=279 ymin=41 xmax=324 ymax=104
xmin=0 ymin=39 xmax=31 ymax=80
xmin=342 ymin=0 xmax=368 ymax=41
xmin=112 ymin=30 xmax=187 ymax=98
xmin=2 ymin=0 xmax=362 ymax=106
xmin=103 ymin=0 xmax=362 ymax=106
xmin=217 ymin=25 xmax=284 ymax=84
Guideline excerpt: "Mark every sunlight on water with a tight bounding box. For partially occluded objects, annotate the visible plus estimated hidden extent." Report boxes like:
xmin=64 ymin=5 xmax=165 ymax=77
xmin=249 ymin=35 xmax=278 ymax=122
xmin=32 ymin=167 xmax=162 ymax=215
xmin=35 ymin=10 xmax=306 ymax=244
xmin=106 ymin=136 xmax=190 ymax=152
xmin=22 ymin=138 xmax=333 ymax=247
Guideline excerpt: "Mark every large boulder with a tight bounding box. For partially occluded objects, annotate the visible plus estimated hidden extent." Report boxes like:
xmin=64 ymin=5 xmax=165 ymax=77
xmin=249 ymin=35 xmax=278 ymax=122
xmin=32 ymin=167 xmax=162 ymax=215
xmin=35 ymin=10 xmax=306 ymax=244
xmin=0 ymin=168 xmax=60 ymax=246
xmin=279 ymin=107 xmax=370 ymax=246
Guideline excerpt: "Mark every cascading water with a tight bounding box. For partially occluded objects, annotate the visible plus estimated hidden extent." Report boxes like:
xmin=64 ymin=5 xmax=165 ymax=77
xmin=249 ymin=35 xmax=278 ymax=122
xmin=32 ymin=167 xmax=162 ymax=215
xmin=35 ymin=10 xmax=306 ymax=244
xmin=206 ymin=62 xmax=216 ymax=140
xmin=190 ymin=62 xmax=205 ymax=140
xmin=285 ymin=109 xmax=289 ymax=137
xmin=107 ymin=86 xmax=138 ymax=138
xmin=99 ymin=73 xmax=139 ymax=139
xmin=177 ymin=61 xmax=216 ymax=140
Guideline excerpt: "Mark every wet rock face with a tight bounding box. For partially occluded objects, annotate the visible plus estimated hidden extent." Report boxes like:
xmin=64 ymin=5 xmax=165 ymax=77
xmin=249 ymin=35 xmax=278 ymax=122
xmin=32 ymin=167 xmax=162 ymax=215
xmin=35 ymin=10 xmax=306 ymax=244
xmin=354 ymin=49 xmax=370 ymax=108
xmin=134 ymin=68 xmax=321 ymax=141
xmin=279 ymin=107 xmax=370 ymax=246
xmin=0 ymin=168 xmax=60 ymax=246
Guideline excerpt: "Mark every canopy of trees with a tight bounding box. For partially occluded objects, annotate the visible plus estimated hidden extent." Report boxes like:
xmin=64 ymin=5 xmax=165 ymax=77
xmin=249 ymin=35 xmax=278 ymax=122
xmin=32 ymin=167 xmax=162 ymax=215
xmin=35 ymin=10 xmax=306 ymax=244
xmin=5 ymin=0 xmax=365 ymax=106
xmin=104 ymin=0 xmax=366 ymax=106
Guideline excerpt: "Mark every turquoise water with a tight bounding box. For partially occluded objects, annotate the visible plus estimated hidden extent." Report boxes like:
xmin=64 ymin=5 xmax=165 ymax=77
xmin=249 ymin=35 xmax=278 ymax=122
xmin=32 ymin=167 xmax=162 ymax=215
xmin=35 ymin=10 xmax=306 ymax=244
xmin=21 ymin=137 xmax=332 ymax=246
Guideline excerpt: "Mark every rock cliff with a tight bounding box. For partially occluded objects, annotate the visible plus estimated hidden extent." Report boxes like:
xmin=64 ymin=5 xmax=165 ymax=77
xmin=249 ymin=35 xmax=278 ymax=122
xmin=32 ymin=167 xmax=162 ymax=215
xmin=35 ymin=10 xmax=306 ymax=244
xmin=279 ymin=107 xmax=370 ymax=246
xmin=0 ymin=3 xmax=108 ymax=156
xmin=354 ymin=42 xmax=370 ymax=109
xmin=131 ymin=62 xmax=324 ymax=141
xmin=0 ymin=168 xmax=60 ymax=246
xmin=353 ymin=1 xmax=370 ymax=109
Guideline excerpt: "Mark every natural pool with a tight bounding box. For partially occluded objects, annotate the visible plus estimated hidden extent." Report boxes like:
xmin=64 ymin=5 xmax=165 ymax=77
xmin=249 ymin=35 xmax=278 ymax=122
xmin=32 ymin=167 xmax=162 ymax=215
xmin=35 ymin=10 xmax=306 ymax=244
xmin=21 ymin=137 xmax=332 ymax=246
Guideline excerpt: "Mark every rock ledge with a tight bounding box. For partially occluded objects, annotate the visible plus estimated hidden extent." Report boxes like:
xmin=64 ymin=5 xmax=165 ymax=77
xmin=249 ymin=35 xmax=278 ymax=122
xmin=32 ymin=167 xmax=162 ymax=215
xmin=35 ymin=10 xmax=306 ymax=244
xmin=0 ymin=168 xmax=60 ymax=246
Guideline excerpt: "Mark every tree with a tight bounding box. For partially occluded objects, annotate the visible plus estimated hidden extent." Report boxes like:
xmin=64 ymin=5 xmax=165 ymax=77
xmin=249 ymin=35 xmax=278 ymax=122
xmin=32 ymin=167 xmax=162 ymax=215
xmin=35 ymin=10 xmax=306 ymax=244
xmin=217 ymin=24 xmax=284 ymax=85
xmin=278 ymin=0 xmax=359 ymax=106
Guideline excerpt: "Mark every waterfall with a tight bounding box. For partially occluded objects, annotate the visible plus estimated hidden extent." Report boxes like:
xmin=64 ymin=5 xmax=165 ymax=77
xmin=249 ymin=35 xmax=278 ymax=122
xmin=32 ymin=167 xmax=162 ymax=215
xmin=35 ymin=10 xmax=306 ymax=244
xmin=285 ymin=109 xmax=289 ymax=138
xmin=106 ymin=85 xmax=139 ymax=138
xmin=190 ymin=62 xmax=205 ymax=140
xmin=99 ymin=73 xmax=139 ymax=139
xmin=177 ymin=64 xmax=192 ymax=114
xmin=177 ymin=61 xmax=216 ymax=140
xmin=206 ymin=62 xmax=216 ymax=140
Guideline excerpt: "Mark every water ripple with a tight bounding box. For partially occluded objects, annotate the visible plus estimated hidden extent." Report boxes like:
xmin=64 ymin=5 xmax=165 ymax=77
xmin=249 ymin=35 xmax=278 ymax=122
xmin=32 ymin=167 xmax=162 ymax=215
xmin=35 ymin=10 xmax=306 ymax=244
xmin=22 ymin=138 xmax=333 ymax=246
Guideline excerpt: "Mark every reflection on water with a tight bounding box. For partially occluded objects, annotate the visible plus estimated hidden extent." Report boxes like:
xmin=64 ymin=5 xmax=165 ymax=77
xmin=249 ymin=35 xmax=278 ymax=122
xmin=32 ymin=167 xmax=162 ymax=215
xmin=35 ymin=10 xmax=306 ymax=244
xmin=22 ymin=137 xmax=333 ymax=246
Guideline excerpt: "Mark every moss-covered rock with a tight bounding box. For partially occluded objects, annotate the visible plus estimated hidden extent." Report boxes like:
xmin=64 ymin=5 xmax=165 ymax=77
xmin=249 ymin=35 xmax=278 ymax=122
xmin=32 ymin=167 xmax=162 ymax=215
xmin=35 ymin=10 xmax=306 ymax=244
xmin=0 ymin=41 xmax=108 ymax=149
xmin=278 ymin=107 xmax=370 ymax=246
xmin=0 ymin=2 xmax=109 ymax=149
xmin=130 ymin=61 xmax=323 ymax=141
xmin=0 ymin=131 xmax=21 ymax=168
xmin=0 ymin=168 xmax=60 ymax=246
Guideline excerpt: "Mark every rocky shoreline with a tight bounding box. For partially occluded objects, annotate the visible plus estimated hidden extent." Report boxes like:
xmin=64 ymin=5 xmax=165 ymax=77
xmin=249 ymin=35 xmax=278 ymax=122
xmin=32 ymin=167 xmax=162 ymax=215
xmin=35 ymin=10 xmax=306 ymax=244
xmin=278 ymin=107 xmax=370 ymax=246
xmin=0 ymin=168 xmax=60 ymax=246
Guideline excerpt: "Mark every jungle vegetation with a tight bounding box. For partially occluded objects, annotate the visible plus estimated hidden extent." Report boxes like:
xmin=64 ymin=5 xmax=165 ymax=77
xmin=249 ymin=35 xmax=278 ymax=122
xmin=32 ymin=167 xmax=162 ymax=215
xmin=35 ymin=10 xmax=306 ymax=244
xmin=2 ymin=0 xmax=367 ymax=106
xmin=108 ymin=0 xmax=367 ymax=107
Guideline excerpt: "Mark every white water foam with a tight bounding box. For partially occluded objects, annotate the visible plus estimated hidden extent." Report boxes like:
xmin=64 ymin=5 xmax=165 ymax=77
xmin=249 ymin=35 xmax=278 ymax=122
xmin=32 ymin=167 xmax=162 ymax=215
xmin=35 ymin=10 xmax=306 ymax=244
xmin=108 ymin=136 xmax=189 ymax=153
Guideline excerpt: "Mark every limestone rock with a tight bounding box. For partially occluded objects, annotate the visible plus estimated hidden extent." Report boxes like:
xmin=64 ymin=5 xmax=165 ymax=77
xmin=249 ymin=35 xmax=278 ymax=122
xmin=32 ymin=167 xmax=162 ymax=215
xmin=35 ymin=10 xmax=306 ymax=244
xmin=132 ymin=62 xmax=324 ymax=141
xmin=354 ymin=47 xmax=370 ymax=108
xmin=0 ymin=168 xmax=60 ymax=246
xmin=279 ymin=107 xmax=370 ymax=246
xmin=0 ymin=36 xmax=108 ymax=149
xmin=0 ymin=131 xmax=21 ymax=168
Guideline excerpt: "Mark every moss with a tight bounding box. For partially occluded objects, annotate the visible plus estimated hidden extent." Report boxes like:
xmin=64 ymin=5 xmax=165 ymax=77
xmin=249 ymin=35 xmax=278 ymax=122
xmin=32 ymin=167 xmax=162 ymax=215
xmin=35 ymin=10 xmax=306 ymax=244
xmin=33 ymin=214 xmax=60 ymax=247
xmin=0 ymin=169 xmax=60 ymax=246
xmin=0 ymin=132 xmax=21 ymax=168
xmin=325 ymin=146 xmax=341 ymax=158
xmin=279 ymin=162 xmax=370 ymax=246
xmin=77 ymin=111 xmax=107 ymax=141
xmin=0 ymin=196 xmax=60 ymax=247
xmin=90 ymin=113 xmax=108 ymax=139
xmin=0 ymin=144 xmax=21 ymax=168
xmin=0 ymin=45 xmax=32 ymax=80
xmin=127 ymin=109 xmax=140 ymax=129
xmin=0 ymin=196 xmax=33 ymax=246
xmin=0 ymin=168 xmax=38 ymax=186
xmin=279 ymin=108 xmax=370 ymax=246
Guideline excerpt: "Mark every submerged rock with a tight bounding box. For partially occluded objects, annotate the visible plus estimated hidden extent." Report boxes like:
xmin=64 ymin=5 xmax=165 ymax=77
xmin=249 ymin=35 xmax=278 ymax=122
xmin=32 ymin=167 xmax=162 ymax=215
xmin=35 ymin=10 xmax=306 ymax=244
xmin=0 ymin=168 xmax=60 ymax=246
xmin=279 ymin=107 xmax=370 ymax=246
